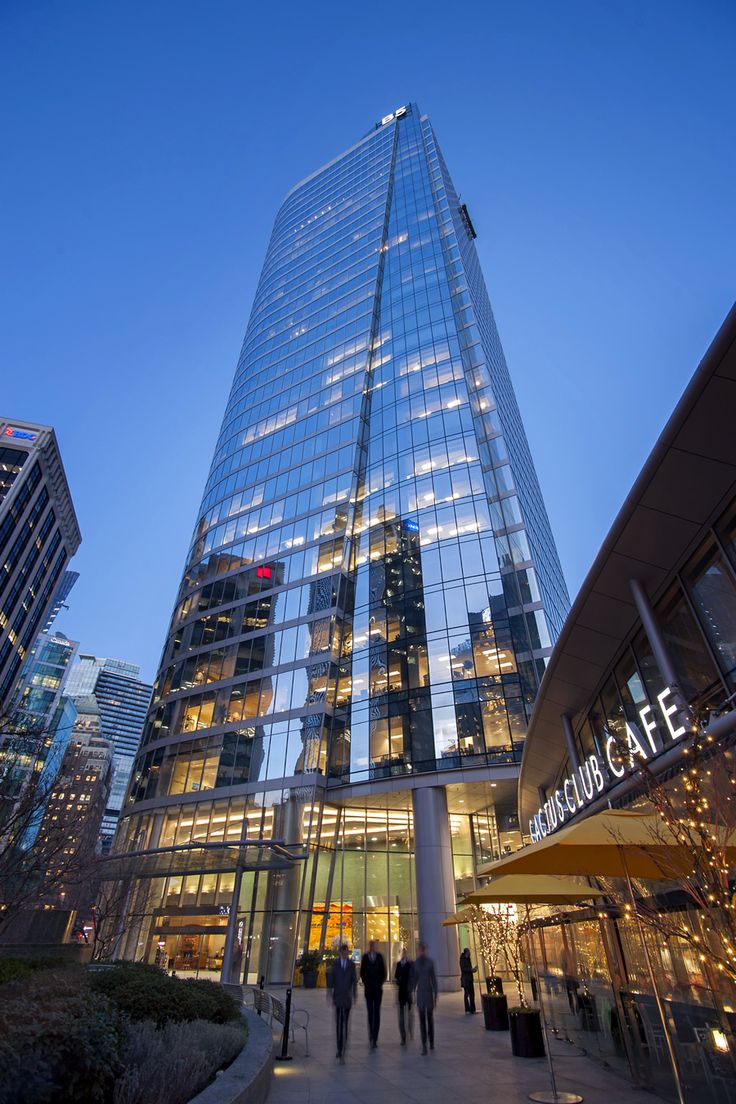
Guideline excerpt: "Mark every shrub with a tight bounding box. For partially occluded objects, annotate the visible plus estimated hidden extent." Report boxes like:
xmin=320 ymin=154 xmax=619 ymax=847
xmin=0 ymin=954 xmax=65 ymax=985
xmin=113 ymin=1019 xmax=247 ymax=1104
xmin=89 ymin=962 xmax=241 ymax=1027
xmin=0 ymin=966 xmax=123 ymax=1103
xmin=298 ymin=949 xmax=322 ymax=972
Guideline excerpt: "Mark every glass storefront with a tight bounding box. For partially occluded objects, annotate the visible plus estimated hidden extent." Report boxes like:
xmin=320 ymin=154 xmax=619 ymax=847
xmin=116 ymin=791 xmax=516 ymax=986
xmin=525 ymin=906 xmax=736 ymax=1103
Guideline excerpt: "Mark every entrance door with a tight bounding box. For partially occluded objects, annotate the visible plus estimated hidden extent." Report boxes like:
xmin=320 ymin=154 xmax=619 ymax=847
xmin=149 ymin=931 xmax=226 ymax=978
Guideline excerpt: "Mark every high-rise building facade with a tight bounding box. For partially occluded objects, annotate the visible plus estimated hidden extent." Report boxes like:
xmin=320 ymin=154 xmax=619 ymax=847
xmin=0 ymin=419 xmax=81 ymax=717
xmin=115 ymin=105 xmax=568 ymax=987
xmin=35 ymin=695 xmax=113 ymax=908
xmin=6 ymin=630 xmax=80 ymax=844
xmin=66 ymin=655 xmax=152 ymax=851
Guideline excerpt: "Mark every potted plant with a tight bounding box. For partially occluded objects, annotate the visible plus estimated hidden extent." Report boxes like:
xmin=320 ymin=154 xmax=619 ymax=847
xmin=465 ymin=905 xmax=509 ymax=1031
xmin=501 ymin=906 xmax=545 ymax=1058
xmin=298 ymin=949 xmax=322 ymax=988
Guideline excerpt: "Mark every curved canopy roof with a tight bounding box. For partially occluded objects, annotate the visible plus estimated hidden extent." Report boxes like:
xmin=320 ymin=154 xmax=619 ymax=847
xmin=519 ymin=305 xmax=736 ymax=829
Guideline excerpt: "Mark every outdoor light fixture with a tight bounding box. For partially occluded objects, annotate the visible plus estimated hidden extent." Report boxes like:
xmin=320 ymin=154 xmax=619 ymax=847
xmin=711 ymin=1028 xmax=729 ymax=1053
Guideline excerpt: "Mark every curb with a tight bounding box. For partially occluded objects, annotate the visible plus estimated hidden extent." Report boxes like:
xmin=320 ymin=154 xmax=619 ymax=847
xmin=189 ymin=1008 xmax=273 ymax=1104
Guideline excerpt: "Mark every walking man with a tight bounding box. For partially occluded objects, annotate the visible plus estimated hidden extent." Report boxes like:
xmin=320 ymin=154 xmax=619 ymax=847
xmin=394 ymin=947 xmax=414 ymax=1045
xmin=413 ymin=942 xmax=438 ymax=1055
xmin=360 ymin=939 xmax=387 ymax=1048
xmin=459 ymin=948 xmax=477 ymax=1014
xmin=327 ymin=943 xmax=357 ymax=1063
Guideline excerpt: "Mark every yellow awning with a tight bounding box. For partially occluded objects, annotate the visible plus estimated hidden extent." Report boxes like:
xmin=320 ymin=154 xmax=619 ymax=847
xmin=477 ymin=809 xmax=736 ymax=881
xmin=442 ymin=911 xmax=467 ymax=927
xmin=463 ymin=874 xmax=600 ymax=905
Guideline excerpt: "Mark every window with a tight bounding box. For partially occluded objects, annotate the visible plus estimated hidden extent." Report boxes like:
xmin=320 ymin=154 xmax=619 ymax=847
xmin=684 ymin=538 xmax=736 ymax=681
xmin=657 ymin=585 xmax=722 ymax=703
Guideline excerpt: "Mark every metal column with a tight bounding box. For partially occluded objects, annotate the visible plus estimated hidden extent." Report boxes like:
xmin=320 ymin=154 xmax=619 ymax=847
xmin=412 ymin=785 xmax=459 ymax=992
xmin=561 ymin=714 xmax=581 ymax=772
xmin=220 ymin=862 xmax=244 ymax=985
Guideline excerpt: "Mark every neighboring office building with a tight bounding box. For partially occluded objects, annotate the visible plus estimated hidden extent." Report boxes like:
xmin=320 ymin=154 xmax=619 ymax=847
xmin=518 ymin=306 xmax=736 ymax=1101
xmin=35 ymin=694 xmax=113 ymax=909
xmin=7 ymin=630 xmax=80 ymax=845
xmin=13 ymin=631 xmax=79 ymax=727
xmin=0 ymin=419 xmax=81 ymax=718
xmin=114 ymin=104 xmax=568 ymax=986
xmin=66 ymin=655 xmax=152 ymax=851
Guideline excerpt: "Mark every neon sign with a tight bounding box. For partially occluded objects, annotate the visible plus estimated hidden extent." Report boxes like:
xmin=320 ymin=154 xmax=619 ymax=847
xmin=4 ymin=426 xmax=38 ymax=442
xmin=529 ymin=686 xmax=688 ymax=842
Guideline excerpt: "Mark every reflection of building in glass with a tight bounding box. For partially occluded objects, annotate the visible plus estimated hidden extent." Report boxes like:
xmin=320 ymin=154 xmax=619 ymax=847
xmin=115 ymin=105 xmax=568 ymax=989
xmin=66 ymin=655 xmax=152 ymax=852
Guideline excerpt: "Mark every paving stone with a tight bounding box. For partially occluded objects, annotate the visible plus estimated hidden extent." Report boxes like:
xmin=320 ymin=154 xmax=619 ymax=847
xmin=266 ymin=989 xmax=665 ymax=1104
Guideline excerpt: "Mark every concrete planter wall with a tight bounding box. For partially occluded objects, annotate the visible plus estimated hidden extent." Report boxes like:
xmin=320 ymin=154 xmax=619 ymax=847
xmin=189 ymin=1008 xmax=273 ymax=1104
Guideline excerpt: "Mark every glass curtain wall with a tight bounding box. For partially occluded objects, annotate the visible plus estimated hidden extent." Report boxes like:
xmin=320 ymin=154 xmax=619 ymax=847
xmin=116 ymin=104 xmax=568 ymax=982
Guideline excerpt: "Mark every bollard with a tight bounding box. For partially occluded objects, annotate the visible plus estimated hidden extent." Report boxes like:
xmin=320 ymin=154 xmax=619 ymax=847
xmin=275 ymin=987 xmax=293 ymax=1061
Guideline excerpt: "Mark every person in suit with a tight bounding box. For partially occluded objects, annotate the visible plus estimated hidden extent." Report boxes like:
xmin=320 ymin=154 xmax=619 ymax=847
xmin=327 ymin=943 xmax=357 ymax=1063
xmin=360 ymin=939 xmax=387 ymax=1048
xmin=394 ymin=947 xmax=414 ymax=1045
xmin=413 ymin=942 xmax=438 ymax=1055
xmin=459 ymin=948 xmax=477 ymax=1013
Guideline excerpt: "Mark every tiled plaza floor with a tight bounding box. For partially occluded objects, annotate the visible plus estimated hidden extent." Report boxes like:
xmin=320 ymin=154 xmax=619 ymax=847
xmin=264 ymin=988 xmax=667 ymax=1104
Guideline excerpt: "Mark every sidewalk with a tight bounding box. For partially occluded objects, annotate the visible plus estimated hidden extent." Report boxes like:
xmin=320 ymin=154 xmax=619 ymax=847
xmin=267 ymin=988 xmax=667 ymax=1104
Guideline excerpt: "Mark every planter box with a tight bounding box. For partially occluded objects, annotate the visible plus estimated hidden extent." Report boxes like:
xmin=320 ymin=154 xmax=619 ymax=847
xmin=481 ymin=992 xmax=509 ymax=1031
xmin=302 ymin=970 xmax=317 ymax=989
xmin=509 ymin=1009 xmax=545 ymax=1058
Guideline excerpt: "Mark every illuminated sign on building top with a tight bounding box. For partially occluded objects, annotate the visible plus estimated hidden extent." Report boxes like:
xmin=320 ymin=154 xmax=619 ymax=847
xmin=529 ymin=686 xmax=689 ymax=842
xmin=4 ymin=426 xmax=39 ymax=442
xmin=380 ymin=105 xmax=408 ymax=127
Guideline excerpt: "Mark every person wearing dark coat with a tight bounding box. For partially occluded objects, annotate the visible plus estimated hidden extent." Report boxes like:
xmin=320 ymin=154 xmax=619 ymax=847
xmin=327 ymin=943 xmax=358 ymax=1063
xmin=360 ymin=939 xmax=387 ymax=1048
xmin=413 ymin=942 xmax=438 ymax=1055
xmin=459 ymin=948 xmax=477 ymax=1013
xmin=394 ymin=948 xmax=415 ymax=1044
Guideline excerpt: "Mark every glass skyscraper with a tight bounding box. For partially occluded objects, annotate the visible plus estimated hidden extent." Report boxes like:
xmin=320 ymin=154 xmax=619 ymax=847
xmin=116 ymin=105 xmax=568 ymax=987
xmin=66 ymin=655 xmax=152 ymax=851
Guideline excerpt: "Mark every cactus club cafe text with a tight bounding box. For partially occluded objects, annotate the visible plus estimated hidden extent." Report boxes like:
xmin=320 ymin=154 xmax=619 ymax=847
xmin=529 ymin=687 xmax=688 ymax=842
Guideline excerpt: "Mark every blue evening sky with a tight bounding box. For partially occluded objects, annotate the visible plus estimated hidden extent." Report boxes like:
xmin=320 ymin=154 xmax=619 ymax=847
xmin=1 ymin=1 xmax=734 ymax=682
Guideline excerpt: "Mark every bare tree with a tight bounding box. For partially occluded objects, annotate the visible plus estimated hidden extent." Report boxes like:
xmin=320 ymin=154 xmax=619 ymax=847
xmin=463 ymin=903 xmax=508 ymax=988
xmin=502 ymin=905 xmax=530 ymax=1008
xmin=604 ymin=725 xmax=736 ymax=991
xmin=88 ymin=870 xmax=152 ymax=962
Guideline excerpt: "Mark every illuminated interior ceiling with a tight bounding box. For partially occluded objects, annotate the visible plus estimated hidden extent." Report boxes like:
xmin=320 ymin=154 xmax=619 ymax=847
xmin=327 ymin=777 xmax=518 ymax=815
